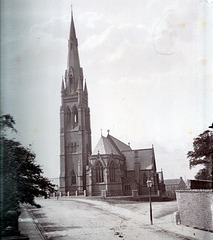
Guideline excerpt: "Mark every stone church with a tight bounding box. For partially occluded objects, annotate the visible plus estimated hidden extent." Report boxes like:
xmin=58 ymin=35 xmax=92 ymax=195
xmin=60 ymin=11 xmax=164 ymax=197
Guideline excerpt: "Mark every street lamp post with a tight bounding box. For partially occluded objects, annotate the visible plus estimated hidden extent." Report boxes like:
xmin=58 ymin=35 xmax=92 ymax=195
xmin=147 ymin=180 xmax=153 ymax=225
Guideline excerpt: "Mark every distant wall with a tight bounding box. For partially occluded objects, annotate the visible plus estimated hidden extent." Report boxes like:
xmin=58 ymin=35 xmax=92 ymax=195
xmin=176 ymin=190 xmax=213 ymax=231
xmin=188 ymin=179 xmax=213 ymax=190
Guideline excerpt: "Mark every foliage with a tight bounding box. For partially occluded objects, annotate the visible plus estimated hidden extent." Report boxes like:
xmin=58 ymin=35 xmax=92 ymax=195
xmin=0 ymin=114 xmax=55 ymax=214
xmin=187 ymin=130 xmax=213 ymax=180
xmin=0 ymin=114 xmax=17 ymax=133
xmin=194 ymin=168 xmax=210 ymax=181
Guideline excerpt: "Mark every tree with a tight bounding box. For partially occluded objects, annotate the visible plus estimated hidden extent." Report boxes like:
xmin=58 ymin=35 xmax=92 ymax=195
xmin=0 ymin=114 xmax=55 ymax=234
xmin=187 ymin=130 xmax=213 ymax=181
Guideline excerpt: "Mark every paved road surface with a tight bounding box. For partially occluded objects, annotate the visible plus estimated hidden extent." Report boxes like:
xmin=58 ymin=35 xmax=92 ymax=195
xmin=26 ymin=197 xmax=190 ymax=240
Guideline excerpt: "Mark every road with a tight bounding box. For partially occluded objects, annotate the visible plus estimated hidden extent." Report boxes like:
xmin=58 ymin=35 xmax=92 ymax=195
xmin=26 ymin=197 xmax=189 ymax=240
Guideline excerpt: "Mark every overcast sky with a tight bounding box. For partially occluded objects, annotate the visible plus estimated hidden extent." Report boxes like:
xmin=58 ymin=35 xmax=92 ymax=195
xmin=1 ymin=0 xmax=213 ymax=181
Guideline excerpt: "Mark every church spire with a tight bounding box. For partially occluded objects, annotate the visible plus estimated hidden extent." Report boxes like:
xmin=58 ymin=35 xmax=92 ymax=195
xmin=61 ymin=76 xmax=65 ymax=92
xmin=84 ymin=79 xmax=88 ymax=96
xmin=66 ymin=8 xmax=82 ymax=94
xmin=60 ymin=8 xmax=91 ymax=196
xmin=69 ymin=7 xmax=76 ymax=41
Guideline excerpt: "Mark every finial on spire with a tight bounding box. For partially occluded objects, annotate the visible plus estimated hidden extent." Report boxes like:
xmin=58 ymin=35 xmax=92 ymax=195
xmin=61 ymin=76 xmax=65 ymax=91
xmin=107 ymin=129 xmax=110 ymax=135
xmin=71 ymin=4 xmax=73 ymax=16
xmin=101 ymin=129 xmax=102 ymax=136
xmin=84 ymin=80 xmax=88 ymax=96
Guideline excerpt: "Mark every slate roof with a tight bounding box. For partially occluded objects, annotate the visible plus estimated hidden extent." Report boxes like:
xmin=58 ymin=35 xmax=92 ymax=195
xmin=123 ymin=149 xmax=154 ymax=171
xmin=92 ymin=134 xmax=155 ymax=171
xmin=108 ymin=135 xmax=132 ymax=152
xmin=164 ymin=179 xmax=182 ymax=186
xmin=92 ymin=134 xmax=131 ymax=156
xmin=92 ymin=136 xmax=121 ymax=155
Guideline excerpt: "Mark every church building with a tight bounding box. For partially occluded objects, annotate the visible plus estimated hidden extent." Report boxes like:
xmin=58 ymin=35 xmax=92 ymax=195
xmin=59 ymin=11 xmax=91 ymax=195
xmin=60 ymin=11 xmax=164 ymax=197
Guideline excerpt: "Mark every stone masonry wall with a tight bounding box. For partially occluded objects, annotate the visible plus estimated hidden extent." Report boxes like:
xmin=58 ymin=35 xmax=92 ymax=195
xmin=176 ymin=190 xmax=213 ymax=231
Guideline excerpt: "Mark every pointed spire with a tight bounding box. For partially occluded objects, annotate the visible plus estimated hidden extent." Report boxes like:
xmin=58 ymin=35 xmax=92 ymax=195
xmin=84 ymin=79 xmax=88 ymax=95
xmin=66 ymin=8 xmax=82 ymax=95
xmin=69 ymin=6 xmax=76 ymax=40
xmin=61 ymin=76 xmax=65 ymax=92
xmin=77 ymin=72 xmax=83 ymax=92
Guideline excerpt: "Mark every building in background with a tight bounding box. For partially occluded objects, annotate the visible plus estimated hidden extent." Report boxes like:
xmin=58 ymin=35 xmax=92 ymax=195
xmin=187 ymin=179 xmax=213 ymax=190
xmin=164 ymin=177 xmax=186 ymax=198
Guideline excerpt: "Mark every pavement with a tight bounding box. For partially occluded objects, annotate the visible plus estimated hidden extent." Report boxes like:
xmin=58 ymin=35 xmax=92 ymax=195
xmin=18 ymin=197 xmax=213 ymax=240
xmin=153 ymin=211 xmax=213 ymax=240
xmin=18 ymin=205 xmax=44 ymax=240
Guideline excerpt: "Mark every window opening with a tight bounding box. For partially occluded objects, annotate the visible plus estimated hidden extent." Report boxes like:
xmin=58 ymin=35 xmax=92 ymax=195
xmin=96 ymin=161 xmax=104 ymax=183
xmin=66 ymin=107 xmax=71 ymax=125
xmin=73 ymin=108 xmax=78 ymax=123
xmin=143 ymin=173 xmax=147 ymax=185
xmin=71 ymin=171 xmax=76 ymax=185
xmin=109 ymin=161 xmax=116 ymax=182
xmin=125 ymin=185 xmax=131 ymax=191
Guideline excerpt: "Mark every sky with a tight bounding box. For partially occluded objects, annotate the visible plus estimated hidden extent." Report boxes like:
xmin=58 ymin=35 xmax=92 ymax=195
xmin=1 ymin=0 xmax=213 ymax=181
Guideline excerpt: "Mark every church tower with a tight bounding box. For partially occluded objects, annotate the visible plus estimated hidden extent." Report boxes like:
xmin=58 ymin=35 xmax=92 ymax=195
xmin=60 ymin=10 xmax=91 ymax=195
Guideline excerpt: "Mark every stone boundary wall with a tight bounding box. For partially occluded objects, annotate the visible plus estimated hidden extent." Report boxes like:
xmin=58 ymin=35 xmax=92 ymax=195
xmin=176 ymin=190 xmax=213 ymax=231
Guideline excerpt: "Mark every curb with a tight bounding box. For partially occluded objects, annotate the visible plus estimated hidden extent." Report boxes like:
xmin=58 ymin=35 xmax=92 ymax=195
xmin=19 ymin=205 xmax=45 ymax=240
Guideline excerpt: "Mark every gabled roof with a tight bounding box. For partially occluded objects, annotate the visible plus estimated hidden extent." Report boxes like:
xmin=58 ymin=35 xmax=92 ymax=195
xmin=92 ymin=134 xmax=131 ymax=156
xmin=92 ymin=134 xmax=155 ymax=171
xmin=108 ymin=135 xmax=131 ymax=152
xmin=92 ymin=136 xmax=121 ymax=155
xmin=123 ymin=148 xmax=154 ymax=171
xmin=164 ymin=178 xmax=183 ymax=185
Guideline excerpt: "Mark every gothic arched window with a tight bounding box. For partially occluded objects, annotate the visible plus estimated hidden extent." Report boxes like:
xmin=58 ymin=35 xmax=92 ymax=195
xmin=71 ymin=171 xmax=76 ymax=185
xmin=72 ymin=106 xmax=78 ymax=128
xmin=68 ymin=143 xmax=71 ymax=153
xmin=96 ymin=161 xmax=104 ymax=183
xmin=66 ymin=107 xmax=71 ymax=125
xmin=74 ymin=142 xmax=77 ymax=153
xmin=74 ymin=107 xmax=78 ymax=123
xmin=109 ymin=161 xmax=116 ymax=182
